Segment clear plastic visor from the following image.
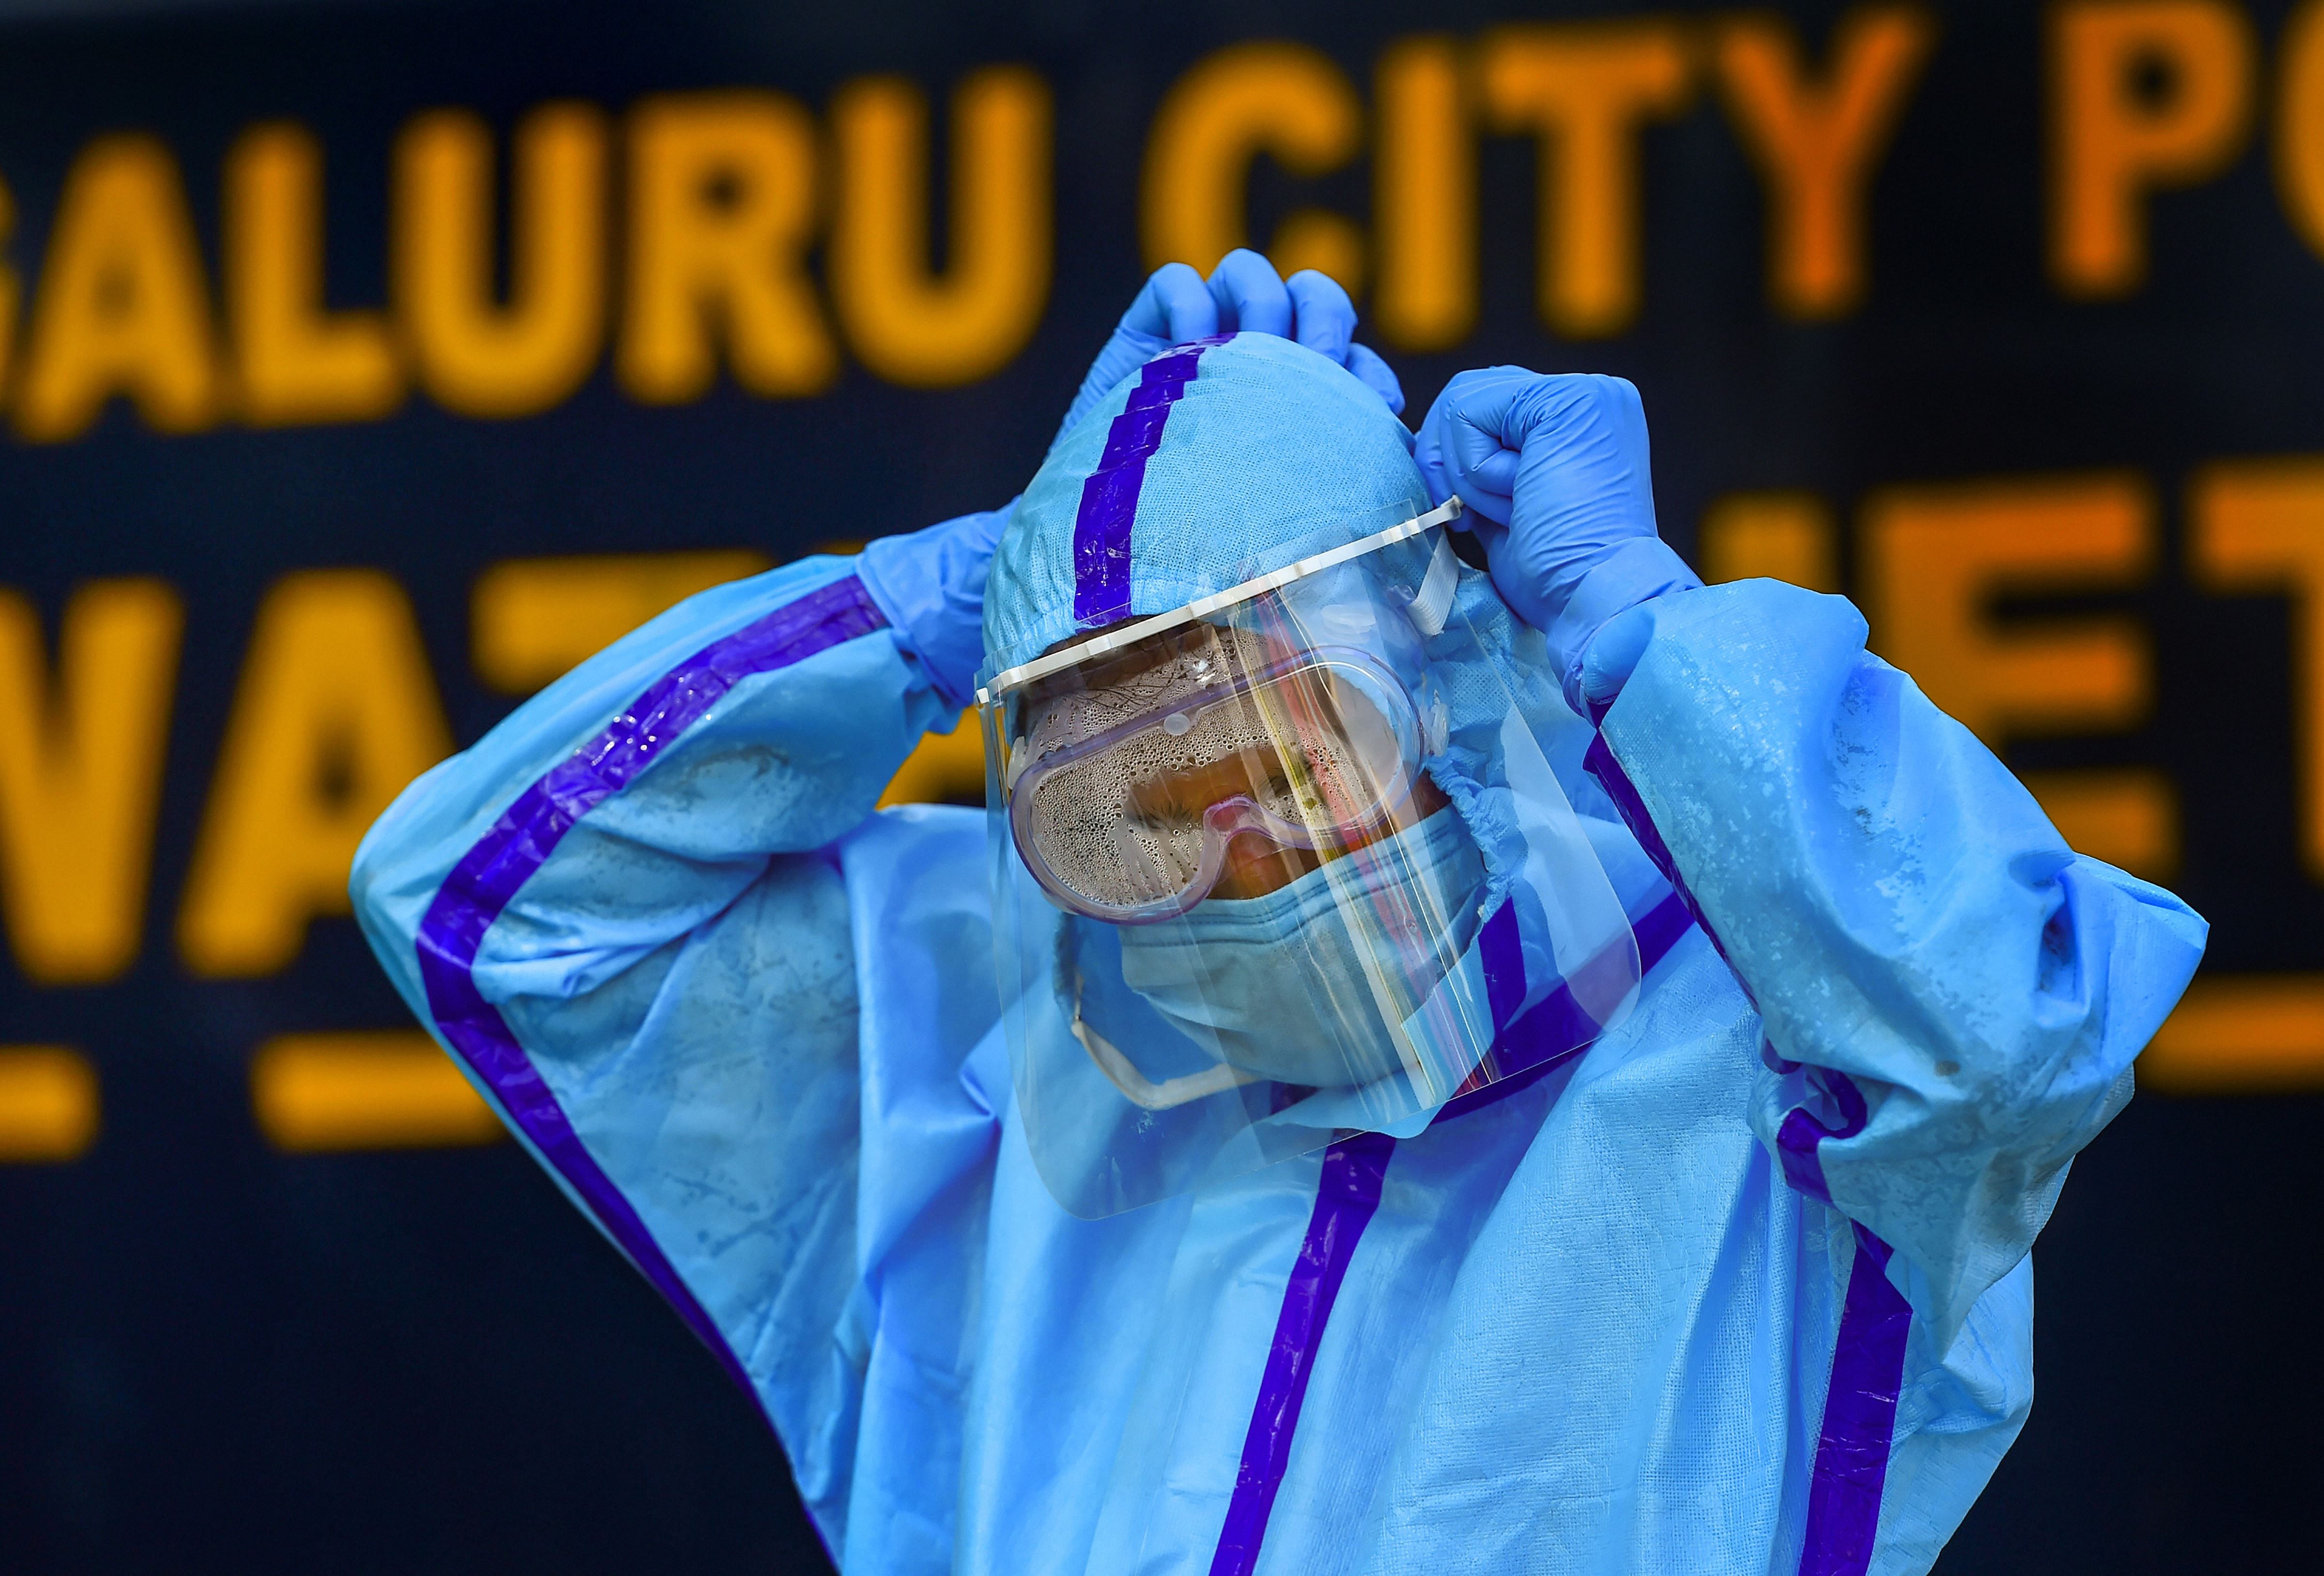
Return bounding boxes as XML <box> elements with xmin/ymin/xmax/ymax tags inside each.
<box><xmin>980</xmin><ymin>511</ymin><xmax>1640</xmax><ymax>1219</ymax></box>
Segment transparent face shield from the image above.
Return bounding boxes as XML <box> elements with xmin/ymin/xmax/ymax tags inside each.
<box><xmin>979</xmin><ymin>501</ymin><xmax>1641</xmax><ymax>1218</ymax></box>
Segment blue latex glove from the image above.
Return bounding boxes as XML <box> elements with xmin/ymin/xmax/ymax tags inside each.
<box><xmin>1051</xmin><ymin>249</ymin><xmax>1404</xmax><ymax>448</ymax></box>
<box><xmin>1415</xmin><ymin>367</ymin><xmax>1702</xmax><ymax>718</ymax></box>
<box><xmin>855</xmin><ymin>501</ymin><xmax>1013</xmax><ymax>710</ymax></box>
<box><xmin>866</xmin><ymin>253</ymin><xmax>1405</xmax><ymax>707</ymax></box>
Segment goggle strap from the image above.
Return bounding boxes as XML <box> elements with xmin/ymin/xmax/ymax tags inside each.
<box><xmin>1408</xmin><ymin>532</ymin><xmax>1460</xmax><ymax>638</ymax></box>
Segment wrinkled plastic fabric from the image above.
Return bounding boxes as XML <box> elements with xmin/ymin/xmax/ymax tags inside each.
<box><xmin>350</xmin><ymin>540</ymin><xmax>2204</xmax><ymax>1576</ymax></box>
<box><xmin>982</xmin><ymin>522</ymin><xmax>1638</xmax><ymax>1217</ymax></box>
<box><xmin>349</xmin><ymin>307</ymin><xmax>2206</xmax><ymax>1574</ymax></box>
<box><xmin>1591</xmin><ymin>580</ymin><xmax>2209</xmax><ymax>1351</ymax></box>
<box><xmin>982</xmin><ymin>333</ymin><xmax>1426</xmax><ymax>677</ymax></box>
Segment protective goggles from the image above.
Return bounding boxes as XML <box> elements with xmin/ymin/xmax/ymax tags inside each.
<box><xmin>1004</xmin><ymin>630</ymin><xmax>1426</xmax><ymax>922</ymax></box>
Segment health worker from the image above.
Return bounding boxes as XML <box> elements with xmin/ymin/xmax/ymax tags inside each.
<box><xmin>352</xmin><ymin>251</ymin><xmax>2206</xmax><ymax>1576</ymax></box>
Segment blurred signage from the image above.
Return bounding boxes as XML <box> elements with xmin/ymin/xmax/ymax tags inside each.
<box><xmin>0</xmin><ymin>1</ymin><xmax>2319</xmax><ymax>1139</ymax></box>
<box><xmin>6</xmin><ymin>4</ymin><xmax>2322</xmax><ymax>1570</ymax></box>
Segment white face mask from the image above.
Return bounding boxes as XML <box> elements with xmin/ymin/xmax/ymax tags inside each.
<box><xmin>1116</xmin><ymin>806</ymin><xmax>1488</xmax><ymax>1089</ymax></box>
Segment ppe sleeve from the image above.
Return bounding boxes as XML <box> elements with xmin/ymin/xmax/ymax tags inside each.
<box><xmin>348</xmin><ymin>556</ymin><xmax>958</xmax><ymax>1522</ymax></box>
<box><xmin>1582</xmin><ymin>578</ymin><xmax>2206</xmax><ymax>1349</ymax></box>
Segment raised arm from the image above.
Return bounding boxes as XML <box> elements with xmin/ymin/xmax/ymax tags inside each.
<box><xmin>349</xmin><ymin>251</ymin><xmax>1415</xmax><ymax>1553</ymax></box>
<box><xmin>1419</xmin><ymin>370</ymin><xmax>2207</xmax><ymax>1349</ymax></box>
<box><xmin>349</xmin><ymin>548</ymin><xmax>968</xmax><ymax>1472</ymax></box>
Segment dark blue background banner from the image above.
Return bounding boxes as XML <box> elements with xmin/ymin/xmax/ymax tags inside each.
<box><xmin>0</xmin><ymin>0</ymin><xmax>2317</xmax><ymax>1569</ymax></box>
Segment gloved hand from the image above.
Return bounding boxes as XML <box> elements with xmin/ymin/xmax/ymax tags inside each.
<box><xmin>864</xmin><ymin>252</ymin><xmax>1404</xmax><ymax>708</ymax></box>
<box><xmin>1414</xmin><ymin>368</ymin><xmax>1702</xmax><ymax>719</ymax></box>
<box><xmin>855</xmin><ymin>500</ymin><xmax>1013</xmax><ymax>710</ymax></box>
<box><xmin>1051</xmin><ymin>248</ymin><xmax>1405</xmax><ymax>448</ymax></box>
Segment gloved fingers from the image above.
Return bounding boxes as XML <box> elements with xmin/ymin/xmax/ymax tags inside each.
<box><xmin>1417</xmin><ymin>409</ymin><xmax>1511</xmax><ymax>544</ymax></box>
<box><xmin>1343</xmin><ymin>343</ymin><xmax>1407</xmax><ymax>416</ymax></box>
<box><xmin>1497</xmin><ymin>371</ymin><xmax>1651</xmax><ymax>475</ymax></box>
<box><xmin>1459</xmin><ymin>444</ymin><xmax>1521</xmax><ymax>500</ymax></box>
<box><xmin>1430</xmin><ymin>365</ymin><xmax>1547</xmax><ymax>450</ymax></box>
<box><xmin>1416</xmin><ymin>460</ymin><xmax>1514</xmax><ymax>527</ymax></box>
<box><xmin>1418</xmin><ymin>369</ymin><xmax>1535</xmax><ymax>525</ymax></box>
<box><xmin>1442</xmin><ymin>470</ymin><xmax>1516</xmax><ymax>526</ymax></box>
<box><xmin>1422</xmin><ymin>365</ymin><xmax>1667</xmax><ymax>658</ymax></box>
<box><xmin>1501</xmin><ymin>372</ymin><xmax>1659</xmax><ymax>536</ymax></box>
<box><xmin>1283</xmin><ymin>270</ymin><xmax>1355</xmax><ymax>362</ymax></box>
<box><xmin>1420</xmin><ymin>417</ymin><xmax>1519</xmax><ymax>514</ymax></box>
<box><xmin>1052</xmin><ymin>266</ymin><xmax>1220</xmax><ymax>451</ymax></box>
<box><xmin>1590</xmin><ymin>373</ymin><xmax>1654</xmax><ymax>481</ymax></box>
<box><xmin>1413</xmin><ymin>404</ymin><xmax>1477</xmax><ymax>513</ymax></box>
<box><xmin>1207</xmin><ymin>249</ymin><xmax>1294</xmax><ymax>337</ymax></box>
<box><xmin>1120</xmin><ymin>261</ymin><xmax>1219</xmax><ymax>342</ymax></box>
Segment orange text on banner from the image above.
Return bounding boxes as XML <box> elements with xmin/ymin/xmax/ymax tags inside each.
<box><xmin>179</xmin><ymin>571</ymin><xmax>451</xmax><ymax>977</ymax></box>
<box><xmin>1712</xmin><ymin>6</ymin><xmax>1936</xmax><ymax>318</ymax></box>
<box><xmin>1859</xmin><ymin>474</ymin><xmax>2175</xmax><ymax>876</ymax></box>
<box><xmin>0</xmin><ymin>581</ymin><xmax>181</xmax><ymax>984</ymax></box>
<box><xmin>393</xmin><ymin>103</ymin><xmax>609</xmax><ymax>420</ymax></box>
<box><xmin>1480</xmin><ymin>19</ymin><xmax>1693</xmax><ymax>338</ymax></box>
<box><xmin>1697</xmin><ymin>491</ymin><xmax>1842</xmax><ymax>591</ymax></box>
<box><xmin>2187</xmin><ymin>458</ymin><xmax>2324</xmax><ymax>878</ymax></box>
<box><xmin>831</xmin><ymin>67</ymin><xmax>1054</xmax><ymax>389</ymax></box>
<box><xmin>2277</xmin><ymin>0</ymin><xmax>2324</xmax><ymax>264</ymax></box>
<box><xmin>14</xmin><ymin>135</ymin><xmax>221</xmax><ymax>441</ymax></box>
<box><xmin>2144</xmin><ymin>976</ymin><xmax>2324</xmax><ymax>1093</ymax></box>
<box><xmin>2049</xmin><ymin>0</ymin><xmax>2254</xmax><ymax>297</ymax></box>
<box><xmin>0</xmin><ymin>1046</ymin><xmax>99</xmax><ymax>1161</ymax></box>
<box><xmin>619</xmin><ymin>91</ymin><xmax>835</xmax><ymax>404</ymax></box>
<box><xmin>470</xmin><ymin>550</ymin><xmax>776</xmax><ymax>693</ymax></box>
<box><xmin>252</xmin><ymin>1030</ymin><xmax>502</xmax><ymax>1151</ymax></box>
<box><xmin>1141</xmin><ymin>41</ymin><xmax>1365</xmax><ymax>288</ymax></box>
<box><xmin>1374</xmin><ymin>35</ymin><xmax>1476</xmax><ymax>350</ymax></box>
<box><xmin>226</xmin><ymin>121</ymin><xmax>404</xmax><ymax>425</ymax></box>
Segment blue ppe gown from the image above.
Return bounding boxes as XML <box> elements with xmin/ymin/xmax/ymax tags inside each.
<box><xmin>352</xmin><ymin>344</ymin><xmax>2204</xmax><ymax>1576</ymax></box>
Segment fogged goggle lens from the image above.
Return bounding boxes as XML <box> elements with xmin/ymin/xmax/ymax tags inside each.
<box><xmin>1008</xmin><ymin>624</ymin><xmax>1422</xmax><ymax>922</ymax></box>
